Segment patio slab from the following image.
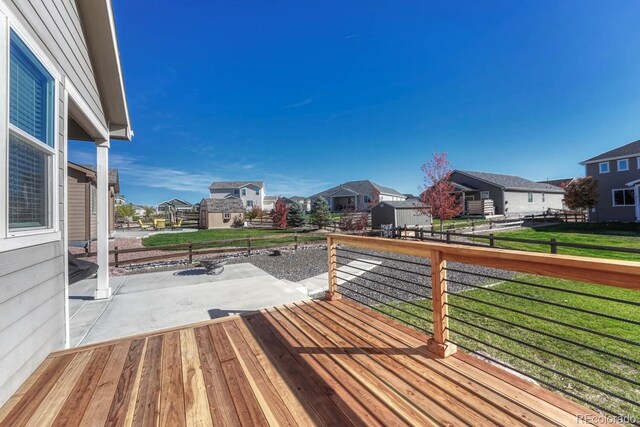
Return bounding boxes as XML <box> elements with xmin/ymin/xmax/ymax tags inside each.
<box><xmin>68</xmin><ymin>263</ymin><xmax>310</xmax><ymax>347</ymax></box>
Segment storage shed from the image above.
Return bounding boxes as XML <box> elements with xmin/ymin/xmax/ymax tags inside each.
<box><xmin>371</xmin><ymin>200</ymin><xmax>431</xmax><ymax>229</ymax></box>
<box><xmin>200</xmin><ymin>198</ymin><xmax>245</xmax><ymax>229</ymax></box>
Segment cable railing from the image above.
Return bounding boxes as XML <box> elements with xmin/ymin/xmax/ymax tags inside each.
<box><xmin>325</xmin><ymin>234</ymin><xmax>640</xmax><ymax>422</ymax></box>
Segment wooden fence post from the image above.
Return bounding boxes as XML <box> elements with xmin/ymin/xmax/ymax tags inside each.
<box><xmin>114</xmin><ymin>246</ymin><xmax>119</xmax><ymax>268</ymax></box>
<box><xmin>428</xmin><ymin>250</ymin><xmax>456</xmax><ymax>358</ymax></box>
<box><xmin>446</xmin><ymin>231</ymin><xmax>451</xmax><ymax>244</ymax></box>
<box><xmin>550</xmin><ymin>238</ymin><xmax>558</xmax><ymax>254</ymax></box>
<box><xmin>489</xmin><ymin>234</ymin><xmax>495</xmax><ymax>248</ymax></box>
<box><xmin>247</xmin><ymin>237</ymin><xmax>252</xmax><ymax>255</ymax></box>
<box><xmin>188</xmin><ymin>244</ymin><xmax>193</xmax><ymax>263</ymax></box>
<box><xmin>325</xmin><ymin>236</ymin><xmax>340</xmax><ymax>301</ymax></box>
<box><xmin>294</xmin><ymin>233</ymin><xmax>299</xmax><ymax>251</ymax></box>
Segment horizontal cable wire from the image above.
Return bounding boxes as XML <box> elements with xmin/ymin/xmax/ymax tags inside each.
<box><xmin>447</xmin><ymin>314</ymin><xmax>640</xmax><ymax>389</ymax></box>
<box><xmin>334</xmin><ymin>260</ymin><xmax>432</xmax><ymax>290</ymax></box>
<box><xmin>338</xmin><ymin>254</ymin><xmax>432</xmax><ymax>277</ymax></box>
<box><xmin>446</xmin><ymin>301</ymin><xmax>640</xmax><ymax>367</ymax></box>
<box><xmin>336</xmin><ymin>274</ymin><xmax>433</xmax><ymax>313</ymax></box>
<box><xmin>446</xmin><ymin>291</ymin><xmax>640</xmax><ymax>348</ymax></box>
<box><xmin>444</xmin><ymin>277</ymin><xmax>640</xmax><ymax>327</ymax></box>
<box><xmin>444</xmin><ymin>266</ymin><xmax>640</xmax><ymax>307</ymax></box>
<box><xmin>335</xmin><ymin>287</ymin><xmax>433</xmax><ymax>333</ymax></box>
<box><xmin>447</xmin><ymin>327</ymin><xmax>639</xmax><ymax>409</ymax></box>
<box><xmin>332</xmin><ymin>269</ymin><xmax>431</xmax><ymax>300</ymax></box>
<box><xmin>338</xmin><ymin>247</ymin><xmax>427</xmax><ymax>266</ymax></box>
<box><xmin>451</xmin><ymin>339</ymin><xmax>632</xmax><ymax>421</ymax></box>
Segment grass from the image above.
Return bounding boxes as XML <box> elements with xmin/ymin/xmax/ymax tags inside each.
<box><xmin>487</xmin><ymin>223</ymin><xmax>640</xmax><ymax>261</ymax></box>
<box><xmin>142</xmin><ymin>228</ymin><xmax>326</xmax><ymax>249</ymax></box>
<box><xmin>376</xmin><ymin>275</ymin><xmax>640</xmax><ymax>419</ymax></box>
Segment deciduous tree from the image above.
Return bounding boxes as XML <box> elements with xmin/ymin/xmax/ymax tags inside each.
<box><xmin>419</xmin><ymin>152</ymin><xmax>462</xmax><ymax>233</ymax></box>
<box><xmin>367</xmin><ymin>187</ymin><xmax>381</xmax><ymax>210</ymax></box>
<box><xmin>271</xmin><ymin>197</ymin><xmax>289</xmax><ymax>229</ymax></box>
<box><xmin>562</xmin><ymin>177</ymin><xmax>599</xmax><ymax>211</ymax></box>
<box><xmin>115</xmin><ymin>203</ymin><xmax>136</xmax><ymax>221</ymax></box>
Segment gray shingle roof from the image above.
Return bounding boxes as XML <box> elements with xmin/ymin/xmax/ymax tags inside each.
<box><xmin>581</xmin><ymin>140</ymin><xmax>640</xmax><ymax>164</ymax></box>
<box><xmin>455</xmin><ymin>170</ymin><xmax>564</xmax><ymax>193</ymax></box>
<box><xmin>209</xmin><ymin>181</ymin><xmax>264</xmax><ymax>190</ymax></box>
<box><xmin>200</xmin><ymin>198</ymin><xmax>245</xmax><ymax>213</ymax></box>
<box><xmin>158</xmin><ymin>198</ymin><xmax>192</xmax><ymax>207</ymax></box>
<box><xmin>311</xmin><ymin>180</ymin><xmax>405</xmax><ymax>199</ymax></box>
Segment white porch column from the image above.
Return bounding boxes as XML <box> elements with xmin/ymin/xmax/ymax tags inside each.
<box><xmin>95</xmin><ymin>138</ymin><xmax>111</xmax><ymax>299</ymax></box>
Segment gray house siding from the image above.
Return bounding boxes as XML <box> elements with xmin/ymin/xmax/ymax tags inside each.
<box><xmin>449</xmin><ymin>172</ymin><xmax>505</xmax><ymax>213</ymax></box>
<box><xmin>0</xmin><ymin>242</ymin><xmax>66</xmax><ymax>406</ymax></box>
<box><xmin>371</xmin><ymin>203</ymin><xmax>431</xmax><ymax>228</ymax></box>
<box><xmin>0</xmin><ymin>0</ymin><xmax>105</xmax><ymax>406</ymax></box>
<box><xmin>5</xmin><ymin>0</ymin><xmax>105</xmax><ymax>124</ymax></box>
<box><xmin>586</xmin><ymin>160</ymin><xmax>639</xmax><ymax>221</ymax></box>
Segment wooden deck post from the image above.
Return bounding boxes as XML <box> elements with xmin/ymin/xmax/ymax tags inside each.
<box><xmin>325</xmin><ymin>236</ymin><xmax>341</xmax><ymax>301</ymax></box>
<box><xmin>428</xmin><ymin>250</ymin><xmax>457</xmax><ymax>358</ymax></box>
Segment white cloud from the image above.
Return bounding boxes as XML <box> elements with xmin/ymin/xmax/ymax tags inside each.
<box><xmin>285</xmin><ymin>97</ymin><xmax>314</xmax><ymax>109</ymax></box>
<box><xmin>109</xmin><ymin>154</ymin><xmax>215</xmax><ymax>193</ymax></box>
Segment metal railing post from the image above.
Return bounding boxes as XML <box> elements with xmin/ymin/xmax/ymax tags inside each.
<box><xmin>114</xmin><ymin>246</ymin><xmax>119</xmax><ymax>268</ymax></box>
<box><xmin>325</xmin><ymin>236</ymin><xmax>340</xmax><ymax>301</ymax></box>
<box><xmin>428</xmin><ymin>250</ymin><xmax>456</xmax><ymax>358</ymax></box>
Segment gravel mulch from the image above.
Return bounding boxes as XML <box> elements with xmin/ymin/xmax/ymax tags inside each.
<box><xmin>227</xmin><ymin>248</ymin><xmax>329</xmax><ymax>282</ymax></box>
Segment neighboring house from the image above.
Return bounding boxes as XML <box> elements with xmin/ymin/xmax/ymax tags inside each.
<box><xmin>311</xmin><ymin>180</ymin><xmax>406</xmax><ymax>212</ymax></box>
<box><xmin>371</xmin><ymin>200</ymin><xmax>432</xmax><ymax>228</ymax></box>
<box><xmin>0</xmin><ymin>0</ymin><xmax>131</xmax><ymax>407</ymax></box>
<box><xmin>199</xmin><ymin>198</ymin><xmax>245</xmax><ymax>228</ymax></box>
<box><xmin>580</xmin><ymin>139</ymin><xmax>640</xmax><ymax>222</ymax></box>
<box><xmin>538</xmin><ymin>178</ymin><xmax>573</xmax><ymax>188</ymax></box>
<box><xmin>67</xmin><ymin>162</ymin><xmax>118</xmax><ymax>242</ymax></box>
<box><xmin>133</xmin><ymin>205</ymin><xmax>147</xmax><ymax>218</ymax></box>
<box><xmin>450</xmin><ymin>170</ymin><xmax>564</xmax><ymax>217</ymax></box>
<box><xmin>209</xmin><ymin>181</ymin><xmax>266</xmax><ymax>210</ymax></box>
<box><xmin>114</xmin><ymin>194</ymin><xmax>126</xmax><ymax>205</ymax></box>
<box><xmin>404</xmin><ymin>193</ymin><xmax>419</xmax><ymax>200</ymax></box>
<box><xmin>289</xmin><ymin>196</ymin><xmax>311</xmax><ymax>212</ymax></box>
<box><xmin>156</xmin><ymin>198</ymin><xmax>193</xmax><ymax>213</ymax></box>
<box><xmin>263</xmin><ymin>195</ymin><xmax>277</xmax><ymax>212</ymax></box>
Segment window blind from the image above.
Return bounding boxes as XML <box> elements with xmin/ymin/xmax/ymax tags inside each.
<box><xmin>8</xmin><ymin>134</ymin><xmax>48</xmax><ymax>229</ymax></box>
<box><xmin>9</xmin><ymin>30</ymin><xmax>54</xmax><ymax>147</ymax></box>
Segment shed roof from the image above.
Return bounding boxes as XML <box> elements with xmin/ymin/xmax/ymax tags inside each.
<box><xmin>209</xmin><ymin>181</ymin><xmax>264</xmax><ymax>190</ymax></box>
<box><xmin>453</xmin><ymin>170</ymin><xmax>564</xmax><ymax>193</ymax></box>
<box><xmin>158</xmin><ymin>198</ymin><xmax>192</xmax><ymax>207</ymax></box>
<box><xmin>580</xmin><ymin>139</ymin><xmax>640</xmax><ymax>164</ymax></box>
<box><xmin>201</xmin><ymin>198</ymin><xmax>245</xmax><ymax>213</ymax></box>
<box><xmin>376</xmin><ymin>200</ymin><xmax>423</xmax><ymax>209</ymax></box>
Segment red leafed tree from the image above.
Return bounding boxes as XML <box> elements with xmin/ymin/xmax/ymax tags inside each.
<box><xmin>271</xmin><ymin>197</ymin><xmax>289</xmax><ymax>229</ymax></box>
<box><xmin>419</xmin><ymin>152</ymin><xmax>463</xmax><ymax>233</ymax></box>
<box><xmin>561</xmin><ymin>177</ymin><xmax>598</xmax><ymax>212</ymax></box>
<box><xmin>367</xmin><ymin>187</ymin><xmax>381</xmax><ymax>211</ymax></box>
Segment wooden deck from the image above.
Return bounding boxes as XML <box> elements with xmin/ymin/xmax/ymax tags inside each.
<box><xmin>0</xmin><ymin>299</ymin><xmax>603</xmax><ymax>427</ymax></box>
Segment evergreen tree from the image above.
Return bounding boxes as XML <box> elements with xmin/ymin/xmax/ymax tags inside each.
<box><xmin>310</xmin><ymin>197</ymin><xmax>331</xmax><ymax>228</ymax></box>
<box><xmin>286</xmin><ymin>201</ymin><xmax>307</xmax><ymax>228</ymax></box>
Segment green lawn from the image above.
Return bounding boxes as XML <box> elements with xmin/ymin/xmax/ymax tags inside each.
<box><xmin>487</xmin><ymin>223</ymin><xmax>640</xmax><ymax>261</ymax></box>
<box><xmin>376</xmin><ymin>275</ymin><xmax>640</xmax><ymax>419</ymax></box>
<box><xmin>142</xmin><ymin>228</ymin><xmax>326</xmax><ymax>249</ymax></box>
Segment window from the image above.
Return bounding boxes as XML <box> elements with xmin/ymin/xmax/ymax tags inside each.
<box><xmin>528</xmin><ymin>192</ymin><xmax>534</xmax><ymax>203</ymax></box>
<box><xmin>599</xmin><ymin>162</ymin><xmax>609</xmax><ymax>173</ymax></box>
<box><xmin>480</xmin><ymin>191</ymin><xmax>490</xmax><ymax>200</ymax></box>
<box><xmin>246</xmin><ymin>200</ymin><xmax>253</xmax><ymax>208</ymax></box>
<box><xmin>241</xmin><ymin>188</ymin><xmax>246</xmax><ymax>196</ymax></box>
<box><xmin>364</xmin><ymin>195</ymin><xmax>371</xmax><ymax>203</ymax></box>
<box><xmin>542</xmin><ymin>192</ymin><xmax>546</xmax><ymax>203</ymax></box>
<box><xmin>223</xmin><ymin>213</ymin><xmax>230</xmax><ymax>219</ymax></box>
<box><xmin>618</xmin><ymin>159</ymin><xmax>629</xmax><ymax>171</ymax></box>
<box><xmin>612</xmin><ymin>189</ymin><xmax>635</xmax><ymax>206</ymax></box>
<box><xmin>234</xmin><ymin>189</ymin><xmax>239</xmax><ymax>195</ymax></box>
<box><xmin>255</xmin><ymin>190</ymin><xmax>260</xmax><ymax>195</ymax></box>
<box><xmin>637</xmin><ymin>157</ymin><xmax>640</xmax><ymax>169</ymax></box>
<box><xmin>8</xmin><ymin>30</ymin><xmax>56</xmax><ymax>232</ymax></box>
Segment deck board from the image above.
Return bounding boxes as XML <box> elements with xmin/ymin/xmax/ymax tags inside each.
<box><xmin>0</xmin><ymin>300</ymin><xmax>603</xmax><ymax>427</ymax></box>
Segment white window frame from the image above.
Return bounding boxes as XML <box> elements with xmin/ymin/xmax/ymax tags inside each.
<box><xmin>0</xmin><ymin>16</ymin><xmax>61</xmax><ymax>252</ymax></box>
<box><xmin>528</xmin><ymin>192</ymin><xmax>534</xmax><ymax>203</ymax></box>
<box><xmin>223</xmin><ymin>213</ymin><xmax>230</xmax><ymax>219</ymax></box>
<box><xmin>637</xmin><ymin>157</ymin><xmax>640</xmax><ymax>170</ymax></box>
<box><xmin>617</xmin><ymin>159</ymin><xmax>629</xmax><ymax>172</ymax></box>
<box><xmin>480</xmin><ymin>191</ymin><xmax>490</xmax><ymax>200</ymax></box>
<box><xmin>599</xmin><ymin>162</ymin><xmax>609</xmax><ymax>174</ymax></box>
<box><xmin>542</xmin><ymin>192</ymin><xmax>546</xmax><ymax>203</ymax></box>
<box><xmin>241</xmin><ymin>188</ymin><xmax>246</xmax><ymax>196</ymax></box>
<box><xmin>612</xmin><ymin>188</ymin><xmax>635</xmax><ymax>207</ymax></box>
<box><xmin>246</xmin><ymin>200</ymin><xmax>253</xmax><ymax>208</ymax></box>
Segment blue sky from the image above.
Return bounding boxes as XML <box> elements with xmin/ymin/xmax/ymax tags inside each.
<box><xmin>69</xmin><ymin>0</ymin><xmax>640</xmax><ymax>206</ymax></box>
